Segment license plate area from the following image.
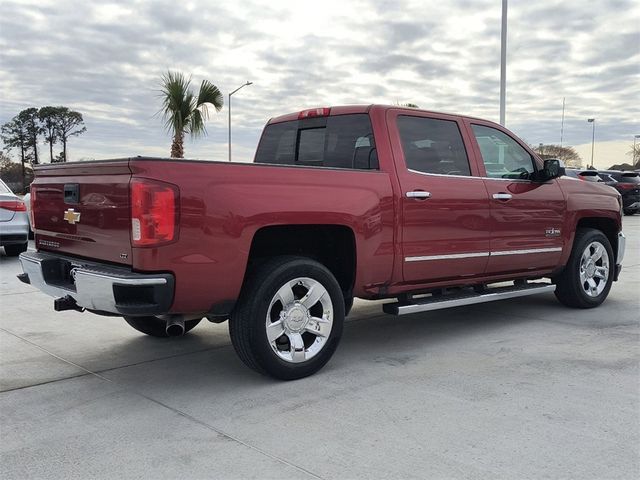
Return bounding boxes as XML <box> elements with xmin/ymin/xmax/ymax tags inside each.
<box><xmin>40</xmin><ymin>257</ymin><xmax>79</xmax><ymax>291</ymax></box>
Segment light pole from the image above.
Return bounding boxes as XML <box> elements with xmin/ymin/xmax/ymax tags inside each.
<box><xmin>499</xmin><ymin>0</ymin><xmax>508</xmax><ymax>126</ymax></box>
<box><xmin>587</xmin><ymin>118</ymin><xmax>595</xmax><ymax>168</ymax></box>
<box><xmin>228</xmin><ymin>81</ymin><xmax>253</xmax><ymax>162</ymax></box>
<box><xmin>634</xmin><ymin>134</ymin><xmax>640</xmax><ymax>165</ymax></box>
<box><xmin>560</xmin><ymin>97</ymin><xmax>565</xmax><ymax>146</ymax></box>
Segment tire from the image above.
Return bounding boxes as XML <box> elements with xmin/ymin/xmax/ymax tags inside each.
<box><xmin>4</xmin><ymin>242</ymin><xmax>28</xmax><ymax>257</ymax></box>
<box><xmin>623</xmin><ymin>209</ymin><xmax>636</xmax><ymax>216</ymax></box>
<box><xmin>229</xmin><ymin>256</ymin><xmax>345</xmax><ymax>380</ymax></box>
<box><xmin>554</xmin><ymin>228</ymin><xmax>614</xmax><ymax>308</ymax></box>
<box><xmin>124</xmin><ymin>316</ymin><xmax>202</xmax><ymax>337</ymax></box>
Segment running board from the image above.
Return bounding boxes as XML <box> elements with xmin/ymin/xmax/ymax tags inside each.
<box><xmin>382</xmin><ymin>283</ymin><xmax>556</xmax><ymax>315</ymax></box>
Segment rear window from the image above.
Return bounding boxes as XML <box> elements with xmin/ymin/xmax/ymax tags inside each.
<box><xmin>0</xmin><ymin>179</ymin><xmax>11</xmax><ymax>193</ymax></box>
<box><xmin>254</xmin><ymin>114</ymin><xmax>378</xmax><ymax>170</ymax></box>
<box><xmin>616</xmin><ymin>173</ymin><xmax>640</xmax><ymax>184</ymax></box>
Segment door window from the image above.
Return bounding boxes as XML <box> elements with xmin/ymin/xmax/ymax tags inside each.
<box><xmin>396</xmin><ymin>116</ymin><xmax>471</xmax><ymax>176</ymax></box>
<box><xmin>471</xmin><ymin>124</ymin><xmax>535</xmax><ymax>180</ymax></box>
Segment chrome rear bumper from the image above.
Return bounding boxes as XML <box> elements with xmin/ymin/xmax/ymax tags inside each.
<box><xmin>18</xmin><ymin>251</ymin><xmax>174</xmax><ymax>315</ymax></box>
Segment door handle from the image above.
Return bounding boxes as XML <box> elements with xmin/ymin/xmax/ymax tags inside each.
<box><xmin>492</xmin><ymin>193</ymin><xmax>512</xmax><ymax>201</ymax></box>
<box><xmin>406</xmin><ymin>191</ymin><xmax>431</xmax><ymax>199</ymax></box>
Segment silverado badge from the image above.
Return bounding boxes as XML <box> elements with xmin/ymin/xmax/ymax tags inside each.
<box><xmin>63</xmin><ymin>208</ymin><xmax>81</xmax><ymax>225</ymax></box>
<box><xmin>545</xmin><ymin>227</ymin><xmax>561</xmax><ymax>237</ymax></box>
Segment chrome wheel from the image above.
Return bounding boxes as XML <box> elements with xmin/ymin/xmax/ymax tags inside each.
<box><xmin>265</xmin><ymin>277</ymin><xmax>333</xmax><ymax>363</ymax></box>
<box><xmin>579</xmin><ymin>241</ymin><xmax>610</xmax><ymax>298</ymax></box>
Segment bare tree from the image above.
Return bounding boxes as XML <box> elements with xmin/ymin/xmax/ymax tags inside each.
<box><xmin>533</xmin><ymin>144</ymin><xmax>582</xmax><ymax>168</ymax></box>
<box><xmin>626</xmin><ymin>143</ymin><xmax>640</xmax><ymax>168</ymax></box>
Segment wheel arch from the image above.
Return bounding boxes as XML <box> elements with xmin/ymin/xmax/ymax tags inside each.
<box><xmin>247</xmin><ymin>224</ymin><xmax>357</xmax><ymax>296</ymax></box>
<box><xmin>574</xmin><ymin>217</ymin><xmax>619</xmax><ymax>262</ymax></box>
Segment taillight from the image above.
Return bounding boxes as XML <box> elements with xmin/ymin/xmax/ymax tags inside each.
<box><xmin>616</xmin><ymin>183</ymin><xmax>635</xmax><ymax>190</ymax></box>
<box><xmin>130</xmin><ymin>178</ymin><xmax>179</xmax><ymax>247</ymax></box>
<box><xmin>0</xmin><ymin>200</ymin><xmax>27</xmax><ymax>212</ymax></box>
<box><xmin>298</xmin><ymin>107</ymin><xmax>330</xmax><ymax>119</ymax></box>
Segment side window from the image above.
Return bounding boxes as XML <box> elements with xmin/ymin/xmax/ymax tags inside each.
<box><xmin>396</xmin><ymin>116</ymin><xmax>471</xmax><ymax>176</ymax></box>
<box><xmin>471</xmin><ymin>124</ymin><xmax>535</xmax><ymax>179</ymax></box>
<box><xmin>254</xmin><ymin>114</ymin><xmax>378</xmax><ymax>170</ymax></box>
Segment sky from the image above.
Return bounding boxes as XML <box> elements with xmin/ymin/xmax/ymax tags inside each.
<box><xmin>1</xmin><ymin>0</ymin><xmax>639</xmax><ymax>169</ymax></box>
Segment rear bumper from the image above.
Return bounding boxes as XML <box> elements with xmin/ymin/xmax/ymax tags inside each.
<box><xmin>0</xmin><ymin>214</ymin><xmax>29</xmax><ymax>245</ymax></box>
<box><xmin>18</xmin><ymin>251</ymin><xmax>174</xmax><ymax>316</ymax></box>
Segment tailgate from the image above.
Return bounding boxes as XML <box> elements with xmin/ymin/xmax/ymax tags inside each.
<box><xmin>33</xmin><ymin>160</ymin><xmax>133</xmax><ymax>265</ymax></box>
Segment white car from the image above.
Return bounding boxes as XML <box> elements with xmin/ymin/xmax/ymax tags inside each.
<box><xmin>0</xmin><ymin>179</ymin><xmax>29</xmax><ymax>256</ymax></box>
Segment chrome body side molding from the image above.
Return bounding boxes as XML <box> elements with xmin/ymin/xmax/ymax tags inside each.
<box><xmin>405</xmin><ymin>247</ymin><xmax>563</xmax><ymax>262</ymax></box>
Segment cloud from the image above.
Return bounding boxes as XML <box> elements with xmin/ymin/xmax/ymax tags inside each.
<box><xmin>1</xmin><ymin>0</ymin><xmax>638</xmax><ymax>163</ymax></box>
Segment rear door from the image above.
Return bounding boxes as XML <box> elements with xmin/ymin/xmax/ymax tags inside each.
<box><xmin>387</xmin><ymin>110</ymin><xmax>492</xmax><ymax>284</ymax></box>
<box><xmin>465</xmin><ymin>120</ymin><xmax>565</xmax><ymax>275</ymax></box>
<box><xmin>33</xmin><ymin>160</ymin><xmax>133</xmax><ymax>265</ymax></box>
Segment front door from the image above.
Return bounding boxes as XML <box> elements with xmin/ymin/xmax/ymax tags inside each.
<box><xmin>387</xmin><ymin>110</ymin><xmax>492</xmax><ymax>284</ymax></box>
<box><xmin>466</xmin><ymin>121</ymin><xmax>566</xmax><ymax>275</ymax></box>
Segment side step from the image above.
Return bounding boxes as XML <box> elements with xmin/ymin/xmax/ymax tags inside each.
<box><xmin>382</xmin><ymin>282</ymin><xmax>556</xmax><ymax>315</ymax></box>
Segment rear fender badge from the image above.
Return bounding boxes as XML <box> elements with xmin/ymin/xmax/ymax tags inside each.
<box><xmin>63</xmin><ymin>208</ymin><xmax>81</xmax><ymax>225</ymax></box>
<box><xmin>545</xmin><ymin>227</ymin><xmax>561</xmax><ymax>237</ymax></box>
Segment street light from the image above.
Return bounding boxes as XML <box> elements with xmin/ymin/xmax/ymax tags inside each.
<box><xmin>499</xmin><ymin>0</ymin><xmax>508</xmax><ymax>126</ymax></box>
<box><xmin>634</xmin><ymin>134</ymin><xmax>640</xmax><ymax>164</ymax></box>
<box><xmin>228</xmin><ymin>81</ymin><xmax>253</xmax><ymax>162</ymax></box>
<box><xmin>587</xmin><ymin>118</ymin><xmax>595</xmax><ymax>168</ymax></box>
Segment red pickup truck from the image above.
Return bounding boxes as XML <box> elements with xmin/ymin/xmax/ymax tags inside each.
<box><xmin>18</xmin><ymin>105</ymin><xmax>626</xmax><ymax>379</ymax></box>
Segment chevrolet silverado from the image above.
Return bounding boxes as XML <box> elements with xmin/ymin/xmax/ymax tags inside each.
<box><xmin>18</xmin><ymin>105</ymin><xmax>626</xmax><ymax>379</ymax></box>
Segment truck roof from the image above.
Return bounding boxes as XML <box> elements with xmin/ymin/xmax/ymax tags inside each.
<box><xmin>267</xmin><ymin>104</ymin><xmax>494</xmax><ymax>125</ymax></box>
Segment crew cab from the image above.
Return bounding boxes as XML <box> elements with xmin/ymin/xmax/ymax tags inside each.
<box><xmin>18</xmin><ymin>105</ymin><xmax>626</xmax><ymax>379</ymax></box>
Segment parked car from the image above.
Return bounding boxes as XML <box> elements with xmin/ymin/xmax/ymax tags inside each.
<box><xmin>564</xmin><ymin>168</ymin><xmax>603</xmax><ymax>182</ymax></box>
<box><xmin>18</xmin><ymin>105</ymin><xmax>626</xmax><ymax>379</ymax></box>
<box><xmin>0</xmin><ymin>178</ymin><xmax>29</xmax><ymax>256</ymax></box>
<box><xmin>598</xmin><ymin>170</ymin><xmax>640</xmax><ymax>215</ymax></box>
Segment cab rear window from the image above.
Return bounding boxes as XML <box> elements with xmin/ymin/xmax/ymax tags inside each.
<box><xmin>254</xmin><ymin>114</ymin><xmax>378</xmax><ymax>170</ymax></box>
<box><xmin>616</xmin><ymin>173</ymin><xmax>640</xmax><ymax>184</ymax></box>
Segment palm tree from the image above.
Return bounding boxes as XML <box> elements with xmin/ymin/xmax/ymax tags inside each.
<box><xmin>159</xmin><ymin>71</ymin><xmax>223</xmax><ymax>158</ymax></box>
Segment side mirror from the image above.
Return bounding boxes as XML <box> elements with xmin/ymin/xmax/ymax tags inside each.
<box><xmin>537</xmin><ymin>158</ymin><xmax>565</xmax><ymax>182</ymax></box>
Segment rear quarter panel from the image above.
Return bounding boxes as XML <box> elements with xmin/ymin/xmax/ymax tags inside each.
<box><xmin>130</xmin><ymin>159</ymin><xmax>395</xmax><ymax>314</ymax></box>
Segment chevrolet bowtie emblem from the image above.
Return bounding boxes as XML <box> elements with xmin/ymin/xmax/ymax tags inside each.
<box><xmin>63</xmin><ymin>208</ymin><xmax>81</xmax><ymax>225</ymax></box>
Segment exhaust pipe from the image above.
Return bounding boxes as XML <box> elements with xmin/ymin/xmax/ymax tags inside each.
<box><xmin>165</xmin><ymin>316</ymin><xmax>185</xmax><ymax>337</ymax></box>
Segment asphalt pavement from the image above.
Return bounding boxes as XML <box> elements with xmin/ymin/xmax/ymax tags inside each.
<box><xmin>1</xmin><ymin>217</ymin><xmax>639</xmax><ymax>479</ymax></box>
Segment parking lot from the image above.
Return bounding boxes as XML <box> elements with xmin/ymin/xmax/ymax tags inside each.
<box><xmin>1</xmin><ymin>217</ymin><xmax>638</xmax><ymax>479</ymax></box>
